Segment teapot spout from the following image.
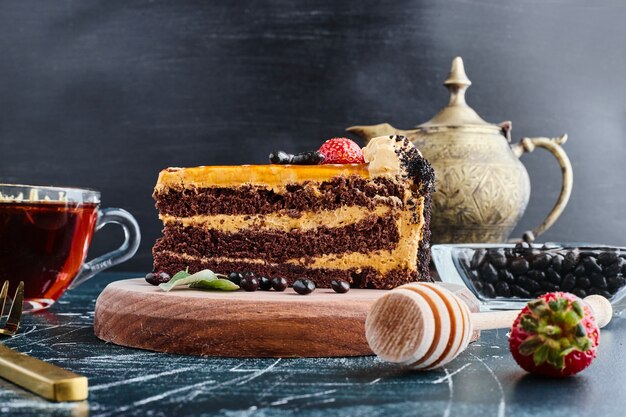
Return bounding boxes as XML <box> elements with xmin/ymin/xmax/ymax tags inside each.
<box><xmin>346</xmin><ymin>123</ymin><xmax>405</xmax><ymax>145</ymax></box>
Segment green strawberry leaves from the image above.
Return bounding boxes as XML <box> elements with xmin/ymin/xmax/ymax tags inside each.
<box><xmin>159</xmin><ymin>269</ymin><xmax>238</xmax><ymax>292</ymax></box>
<box><xmin>528</xmin><ymin>299</ymin><xmax>551</xmax><ymax>318</ymax></box>
<box><xmin>518</xmin><ymin>295</ymin><xmax>594</xmax><ymax>370</ymax></box>
<box><xmin>519</xmin><ymin>335</ymin><xmax>543</xmax><ymax>356</ymax></box>
<box><xmin>572</xmin><ymin>300</ymin><xmax>584</xmax><ymax>318</ymax></box>
<box><xmin>533</xmin><ymin>344</ymin><xmax>550</xmax><ymax>366</ymax></box>
<box><xmin>520</xmin><ymin>315</ymin><xmax>539</xmax><ymax>333</ymax></box>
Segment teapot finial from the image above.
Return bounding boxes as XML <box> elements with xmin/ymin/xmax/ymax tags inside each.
<box><xmin>419</xmin><ymin>57</ymin><xmax>491</xmax><ymax>127</ymax></box>
<box><xmin>444</xmin><ymin>57</ymin><xmax>472</xmax><ymax>107</ymax></box>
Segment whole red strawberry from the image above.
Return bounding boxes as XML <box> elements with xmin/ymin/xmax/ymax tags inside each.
<box><xmin>509</xmin><ymin>292</ymin><xmax>599</xmax><ymax>377</ymax></box>
<box><xmin>318</xmin><ymin>138</ymin><xmax>365</xmax><ymax>164</ymax></box>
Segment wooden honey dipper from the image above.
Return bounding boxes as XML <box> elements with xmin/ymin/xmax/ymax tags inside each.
<box><xmin>365</xmin><ymin>282</ymin><xmax>613</xmax><ymax>369</ymax></box>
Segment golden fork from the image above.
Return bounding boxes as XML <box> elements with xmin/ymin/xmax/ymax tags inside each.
<box><xmin>0</xmin><ymin>280</ymin><xmax>22</xmax><ymax>337</ymax></box>
<box><xmin>0</xmin><ymin>280</ymin><xmax>88</xmax><ymax>401</ymax></box>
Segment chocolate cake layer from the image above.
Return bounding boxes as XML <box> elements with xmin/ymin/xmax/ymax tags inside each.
<box><xmin>153</xmin><ymin>251</ymin><xmax>432</xmax><ymax>289</ymax></box>
<box><xmin>155</xmin><ymin>176</ymin><xmax>405</xmax><ymax>217</ymax></box>
<box><xmin>153</xmin><ymin>215</ymin><xmax>400</xmax><ymax>263</ymax></box>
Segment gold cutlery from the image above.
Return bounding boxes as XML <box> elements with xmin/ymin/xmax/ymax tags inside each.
<box><xmin>0</xmin><ymin>281</ymin><xmax>88</xmax><ymax>401</ymax></box>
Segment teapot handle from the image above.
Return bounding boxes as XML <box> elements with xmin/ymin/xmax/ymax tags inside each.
<box><xmin>511</xmin><ymin>134</ymin><xmax>573</xmax><ymax>243</ymax></box>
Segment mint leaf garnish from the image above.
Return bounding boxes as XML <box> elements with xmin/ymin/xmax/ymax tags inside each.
<box><xmin>190</xmin><ymin>279</ymin><xmax>239</xmax><ymax>291</ymax></box>
<box><xmin>158</xmin><ymin>269</ymin><xmax>237</xmax><ymax>292</ymax></box>
<box><xmin>171</xmin><ymin>269</ymin><xmax>191</xmax><ymax>281</ymax></box>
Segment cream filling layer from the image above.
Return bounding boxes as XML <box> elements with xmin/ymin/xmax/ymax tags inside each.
<box><xmin>158</xmin><ymin>196</ymin><xmax>425</xmax><ymax>274</ymax></box>
<box><xmin>159</xmin><ymin>249</ymin><xmax>413</xmax><ymax>274</ymax></box>
<box><xmin>160</xmin><ymin>205</ymin><xmax>394</xmax><ymax>233</ymax></box>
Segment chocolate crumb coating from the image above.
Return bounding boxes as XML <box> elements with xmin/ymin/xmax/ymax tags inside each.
<box><xmin>394</xmin><ymin>135</ymin><xmax>435</xmax><ymax>194</ymax></box>
<box><xmin>417</xmin><ymin>194</ymin><xmax>433</xmax><ymax>278</ymax></box>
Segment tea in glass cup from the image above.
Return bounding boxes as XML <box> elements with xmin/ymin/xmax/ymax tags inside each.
<box><xmin>0</xmin><ymin>184</ymin><xmax>140</xmax><ymax>312</ymax></box>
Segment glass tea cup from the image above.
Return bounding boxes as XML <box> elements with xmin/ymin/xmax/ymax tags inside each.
<box><xmin>0</xmin><ymin>184</ymin><xmax>140</xmax><ymax>312</ymax></box>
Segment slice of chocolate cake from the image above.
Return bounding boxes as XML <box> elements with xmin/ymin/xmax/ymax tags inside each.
<box><xmin>152</xmin><ymin>135</ymin><xmax>434</xmax><ymax>289</ymax></box>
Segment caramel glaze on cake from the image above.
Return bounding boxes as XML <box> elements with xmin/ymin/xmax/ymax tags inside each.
<box><xmin>152</xmin><ymin>136</ymin><xmax>435</xmax><ymax>289</ymax></box>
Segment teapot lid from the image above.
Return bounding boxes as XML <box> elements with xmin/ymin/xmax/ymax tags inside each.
<box><xmin>419</xmin><ymin>57</ymin><xmax>497</xmax><ymax>129</ymax></box>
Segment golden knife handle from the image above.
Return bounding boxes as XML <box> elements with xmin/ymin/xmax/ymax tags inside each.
<box><xmin>0</xmin><ymin>344</ymin><xmax>88</xmax><ymax>401</ymax></box>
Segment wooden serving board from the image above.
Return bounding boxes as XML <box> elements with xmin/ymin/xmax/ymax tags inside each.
<box><xmin>94</xmin><ymin>278</ymin><xmax>480</xmax><ymax>358</ymax></box>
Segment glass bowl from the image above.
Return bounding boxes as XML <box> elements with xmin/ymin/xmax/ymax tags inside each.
<box><xmin>431</xmin><ymin>243</ymin><xmax>626</xmax><ymax>311</ymax></box>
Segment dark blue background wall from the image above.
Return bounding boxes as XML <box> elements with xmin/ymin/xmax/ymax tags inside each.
<box><xmin>1</xmin><ymin>0</ymin><xmax>624</xmax><ymax>271</ymax></box>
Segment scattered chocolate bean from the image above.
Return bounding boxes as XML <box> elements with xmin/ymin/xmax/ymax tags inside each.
<box><xmin>293</xmin><ymin>279</ymin><xmax>316</xmax><ymax>295</ymax></box>
<box><xmin>531</xmin><ymin>253</ymin><xmax>552</xmax><ymax>270</ymax></box>
<box><xmin>470</xmin><ymin>270</ymin><xmax>480</xmax><ymax>281</ymax></box>
<box><xmin>471</xmin><ymin>249</ymin><xmax>487</xmax><ymax>269</ymax></box>
<box><xmin>488</xmin><ymin>249</ymin><xmax>507</xmax><ymax>268</ymax></box>
<box><xmin>271</xmin><ymin>277</ymin><xmax>288</xmax><ymax>292</ymax></box>
<box><xmin>495</xmin><ymin>281</ymin><xmax>511</xmax><ymax>297</ymax></box>
<box><xmin>269</xmin><ymin>150</ymin><xmax>325</xmax><ymax>165</ymax></box>
<box><xmin>582</xmin><ymin>257</ymin><xmax>602</xmax><ymax>274</ymax></box>
<box><xmin>603</xmin><ymin>258</ymin><xmax>625</xmax><ymax>277</ymax></box>
<box><xmin>510</xmin><ymin>258</ymin><xmax>530</xmax><ymax>275</ymax></box>
<box><xmin>572</xmin><ymin>288</ymin><xmax>587</xmax><ymax>298</ymax></box>
<box><xmin>511</xmin><ymin>284</ymin><xmax>531</xmax><ymax>298</ymax></box>
<box><xmin>551</xmin><ymin>254</ymin><xmax>564</xmax><ymax>273</ymax></box>
<box><xmin>545</xmin><ymin>268</ymin><xmax>561</xmax><ymax>285</ymax></box>
<box><xmin>589</xmin><ymin>287</ymin><xmax>612</xmax><ymax>298</ymax></box>
<box><xmin>480</xmin><ymin>263</ymin><xmax>498</xmax><ymax>283</ymax></box>
<box><xmin>240</xmin><ymin>273</ymin><xmax>259</xmax><ymax>291</ymax></box>
<box><xmin>498</xmin><ymin>270</ymin><xmax>516</xmax><ymax>284</ymax></box>
<box><xmin>590</xmin><ymin>273</ymin><xmax>608</xmax><ymax>288</ymax></box>
<box><xmin>258</xmin><ymin>276</ymin><xmax>272</xmax><ymax>291</ymax></box>
<box><xmin>331</xmin><ymin>280</ymin><xmax>350</xmax><ymax>293</ymax></box>
<box><xmin>482</xmin><ymin>282</ymin><xmax>496</xmax><ymax>298</ymax></box>
<box><xmin>290</xmin><ymin>151</ymin><xmax>326</xmax><ymax>165</ymax></box>
<box><xmin>608</xmin><ymin>275</ymin><xmax>626</xmax><ymax>290</ymax></box>
<box><xmin>228</xmin><ymin>272</ymin><xmax>243</xmax><ymax>286</ymax></box>
<box><xmin>145</xmin><ymin>272</ymin><xmax>171</xmax><ymax>286</ymax></box>
<box><xmin>575</xmin><ymin>276</ymin><xmax>591</xmax><ymax>289</ymax></box>
<box><xmin>561</xmin><ymin>273</ymin><xmax>576</xmax><ymax>292</ymax></box>
<box><xmin>598</xmin><ymin>251</ymin><xmax>619</xmax><ymax>266</ymax></box>
<box><xmin>527</xmin><ymin>270</ymin><xmax>545</xmax><ymax>282</ymax></box>
<box><xmin>269</xmin><ymin>150</ymin><xmax>292</xmax><ymax>164</ymax></box>
<box><xmin>574</xmin><ymin>264</ymin><xmax>587</xmax><ymax>277</ymax></box>
<box><xmin>517</xmin><ymin>276</ymin><xmax>541</xmax><ymax>292</ymax></box>
<box><xmin>563</xmin><ymin>251</ymin><xmax>578</xmax><ymax>272</ymax></box>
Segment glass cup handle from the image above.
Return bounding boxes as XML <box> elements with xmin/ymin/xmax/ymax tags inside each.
<box><xmin>69</xmin><ymin>208</ymin><xmax>141</xmax><ymax>289</ymax></box>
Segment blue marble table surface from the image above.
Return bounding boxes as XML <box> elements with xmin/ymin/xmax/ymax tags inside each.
<box><xmin>1</xmin><ymin>272</ymin><xmax>626</xmax><ymax>417</ymax></box>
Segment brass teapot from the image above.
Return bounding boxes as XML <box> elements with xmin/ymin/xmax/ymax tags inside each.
<box><xmin>348</xmin><ymin>57</ymin><xmax>572</xmax><ymax>244</ymax></box>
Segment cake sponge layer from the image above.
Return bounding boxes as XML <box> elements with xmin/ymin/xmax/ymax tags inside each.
<box><xmin>154</xmin><ymin>176</ymin><xmax>404</xmax><ymax>217</ymax></box>
<box><xmin>154</xmin><ymin>214</ymin><xmax>400</xmax><ymax>263</ymax></box>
